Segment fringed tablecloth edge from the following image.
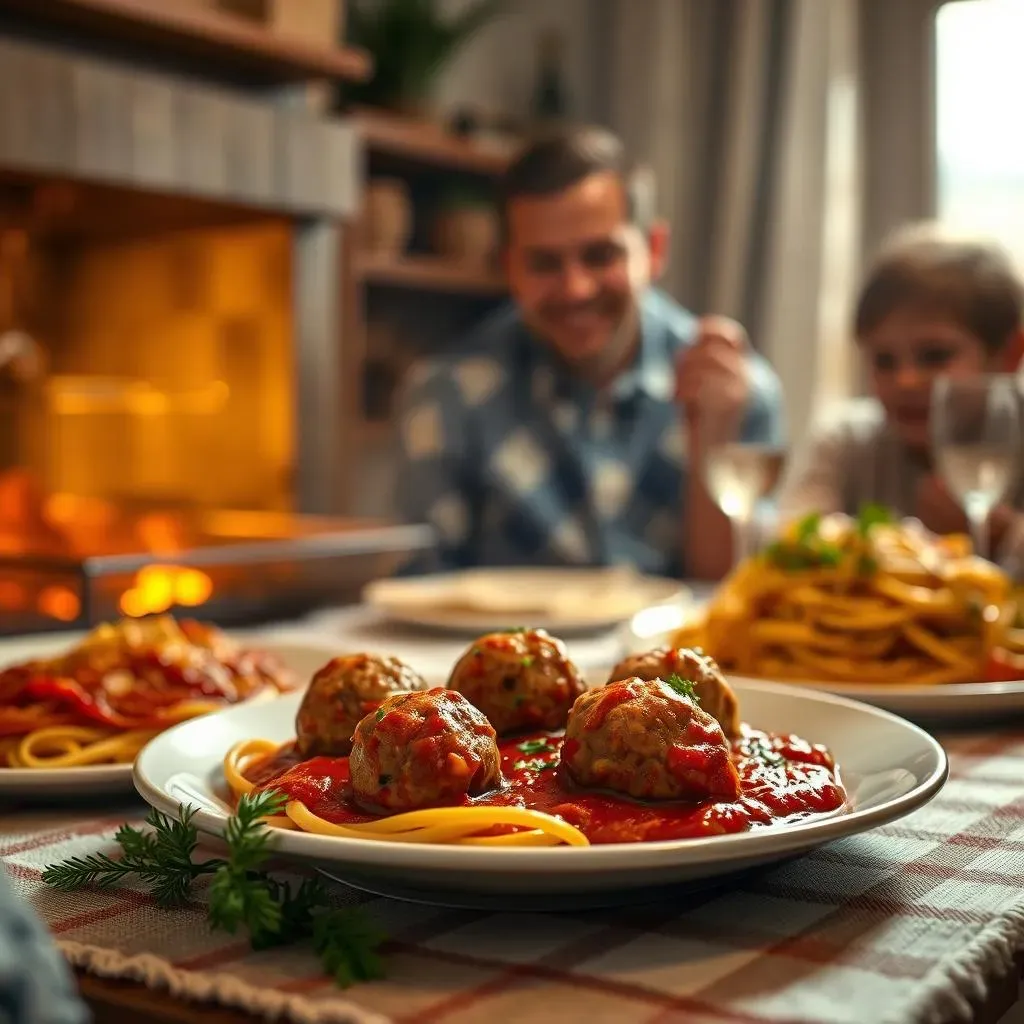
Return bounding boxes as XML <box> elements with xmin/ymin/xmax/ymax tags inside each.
<box><xmin>58</xmin><ymin>940</ymin><xmax>394</xmax><ymax>1024</ymax></box>
<box><xmin>893</xmin><ymin>901</ymin><xmax>1024</xmax><ymax>1024</ymax></box>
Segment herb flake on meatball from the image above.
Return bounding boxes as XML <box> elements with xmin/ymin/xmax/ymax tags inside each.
<box><xmin>608</xmin><ymin>646</ymin><xmax>740</xmax><ymax>738</ymax></box>
<box><xmin>560</xmin><ymin>677</ymin><xmax>741</xmax><ymax>803</ymax></box>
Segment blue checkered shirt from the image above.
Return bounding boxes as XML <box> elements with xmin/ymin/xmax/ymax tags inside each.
<box><xmin>395</xmin><ymin>289</ymin><xmax>784</xmax><ymax>577</ymax></box>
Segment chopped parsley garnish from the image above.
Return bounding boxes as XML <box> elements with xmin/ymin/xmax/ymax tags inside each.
<box><xmin>374</xmin><ymin>707</ymin><xmax>386</xmax><ymax>722</ymax></box>
<box><xmin>795</xmin><ymin>511</ymin><xmax>821</xmax><ymax>543</ymax></box>
<box><xmin>521</xmin><ymin>655</ymin><xmax>535</xmax><ymax>667</ymax></box>
<box><xmin>743</xmin><ymin>736</ymin><xmax>785</xmax><ymax>767</ymax></box>
<box><xmin>512</xmin><ymin>757</ymin><xmax>556</xmax><ymax>772</ymax></box>
<box><xmin>663</xmin><ymin>674</ymin><xmax>700</xmax><ymax>703</ymax></box>
<box><xmin>857</xmin><ymin>502</ymin><xmax>892</xmax><ymax>537</ymax></box>
<box><xmin>516</xmin><ymin>739</ymin><xmax>555</xmax><ymax>755</ymax></box>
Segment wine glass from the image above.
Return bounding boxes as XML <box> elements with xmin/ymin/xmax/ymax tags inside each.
<box><xmin>932</xmin><ymin>374</ymin><xmax>1021</xmax><ymax>560</ymax></box>
<box><xmin>699</xmin><ymin>398</ymin><xmax>786</xmax><ymax>568</ymax></box>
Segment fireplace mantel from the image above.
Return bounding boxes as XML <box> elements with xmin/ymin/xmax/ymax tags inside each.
<box><xmin>0</xmin><ymin>34</ymin><xmax>360</xmax><ymax>218</ymax></box>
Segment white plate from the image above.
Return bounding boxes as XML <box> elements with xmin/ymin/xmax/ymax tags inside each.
<box><xmin>625</xmin><ymin>603</ymin><xmax>1024</xmax><ymax>724</ymax></box>
<box><xmin>363</xmin><ymin>567</ymin><xmax>688</xmax><ymax>635</ymax></box>
<box><xmin>0</xmin><ymin>635</ymin><xmax>339</xmax><ymax>798</ymax></box>
<box><xmin>725</xmin><ymin>673</ymin><xmax>1024</xmax><ymax>721</ymax></box>
<box><xmin>133</xmin><ymin>678</ymin><xmax>947</xmax><ymax>903</ymax></box>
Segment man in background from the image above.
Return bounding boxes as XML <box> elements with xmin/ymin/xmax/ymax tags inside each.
<box><xmin>395</xmin><ymin>127</ymin><xmax>783</xmax><ymax>580</ymax></box>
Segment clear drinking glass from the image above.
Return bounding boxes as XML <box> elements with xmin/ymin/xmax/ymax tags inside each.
<box><xmin>699</xmin><ymin>399</ymin><xmax>786</xmax><ymax>568</ymax></box>
<box><xmin>932</xmin><ymin>373</ymin><xmax>1022</xmax><ymax>559</ymax></box>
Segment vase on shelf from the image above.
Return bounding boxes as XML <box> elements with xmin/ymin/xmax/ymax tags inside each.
<box><xmin>363</xmin><ymin>179</ymin><xmax>412</xmax><ymax>257</ymax></box>
<box><xmin>433</xmin><ymin>205</ymin><xmax>498</xmax><ymax>268</ymax></box>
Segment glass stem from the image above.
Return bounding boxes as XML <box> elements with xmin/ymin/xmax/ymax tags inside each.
<box><xmin>730</xmin><ymin>514</ymin><xmax>752</xmax><ymax>568</ymax></box>
<box><xmin>965</xmin><ymin>495</ymin><xmax>990</xmax><ymax>561</ymax></box>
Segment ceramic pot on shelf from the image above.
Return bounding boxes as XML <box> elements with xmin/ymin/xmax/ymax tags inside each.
<box><xmin>363</xmin><ymin>179</ymin><xmax>413</xmax><ymax>258</ymax></box>
<box><xmin>432</xmin><ymin>204</ymin><xmax>498</xmax><ymax>268</ymax></box>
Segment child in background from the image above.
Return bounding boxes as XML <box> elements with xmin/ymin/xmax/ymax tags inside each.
<box><xmin>776</xmin><ymin>223</ymin><xmax>1024</xmax><ymax>568</ymax></box>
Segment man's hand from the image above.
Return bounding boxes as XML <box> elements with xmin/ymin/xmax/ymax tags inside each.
<box><xmin>915</xmin><ymin>474</ymin><xmax>970</xmax><ymax>537</ymax></box>
<box><xmin>675</xmin><ymin>315</ymin><xmax>750</xmax><ymax>432</ymax></box>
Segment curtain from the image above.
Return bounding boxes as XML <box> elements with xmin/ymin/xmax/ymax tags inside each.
<box><xmin>599</xmin><ymin>0</ymin><xmax>865</xmax><ymax>432</ymax></box>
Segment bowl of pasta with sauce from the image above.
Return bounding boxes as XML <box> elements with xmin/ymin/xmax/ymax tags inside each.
<box><xmin>0</xmin><ymin>616</ymin><xmax>296</xmax><ymax>795</ymax></box>
<box><xmin>133</xmin><ymin>629</ymin><xmax>947</xmax><ymax>906</ymax></box>
<box><xmin>648</xmin><ymin>510</ymin><xmax>1024</xmax><ymax>721</ymax></box>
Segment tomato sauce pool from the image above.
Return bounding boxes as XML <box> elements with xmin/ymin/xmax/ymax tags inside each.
<box><xmin>244</xmin><ymin>729</ymin><xmax>846</xmax><ymax>844</ymax></box>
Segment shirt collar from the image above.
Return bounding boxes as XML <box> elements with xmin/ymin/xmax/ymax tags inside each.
<box><xmin>609</xmin><ymin>290</ymin><xmax>675</xmax><ymax>402</ymax></box>
<box><xmin>524</xmin><ymin>290</ymin><xmax>676</xmax><ymax>406</ymax></box>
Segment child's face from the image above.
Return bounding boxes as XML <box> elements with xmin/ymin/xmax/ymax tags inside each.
<box><xmin>859</xmin><ymin>310</ymin><xmax>1001</xmax><ymax>450</ymax></box>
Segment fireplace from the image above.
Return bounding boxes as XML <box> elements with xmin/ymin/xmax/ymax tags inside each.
<box><xmin>0</xmin><ymin>21</ymin><xmax>430</xmax><ymax>633</ymax></box>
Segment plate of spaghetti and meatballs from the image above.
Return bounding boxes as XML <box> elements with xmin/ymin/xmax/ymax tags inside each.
<box><xmin>133</xmin><ymin>629</ymin><xmax>947</xmax><ymax>901</ymax></box>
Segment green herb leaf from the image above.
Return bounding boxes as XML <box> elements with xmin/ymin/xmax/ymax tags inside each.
<box><xmin>857</xmin><ymin>502</ymin><xmax>892</xmax><ymax>537</ymax></box>
<box><xmin>742</xmin><ymin>735</ymin><xmax>786</xmax><ymax>767</ymax></box>
<box><xmin>314</xmin><ymin>908</ymin><xmax>387</xmax><ymax>988</ymax></box>
<box><xmin>521</xmin><ymin>655</ymin><xmax>535</xmax><ymax>667</ymax></box>
<box><xmin>795</xmin><ymin>512</ymin><xmax>822</xmax><ymax>542</ymax></box>
<box><xmin>375</xmin><ymin>706</ymin><xmax>386</xmax><ymax>722</ymax></box>
<box><xmin>41</xmin><ymin>806</ymin><xmax>202</xmax><ymax>907</ymax></box>
<box><xmin>512</xmin><ymin>757</ymin><xmax>556</xmax><ymax>772</ymax></box>
<box><xmin>663</xmin><ymin>674</ymin><xmax>701</xmax><ymax>703</ymax></box>
<box><xmin>41</xmin><ymin>788</ymin><xmax>388</xmax><ymax>989</ymax></box>
<box><xmin>516</xmin><ymin>739</ymin><xmax>555</xmax><ymax>755</ymax></box>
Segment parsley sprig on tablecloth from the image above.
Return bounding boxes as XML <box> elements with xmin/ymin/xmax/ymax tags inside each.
<box><xmin>40</xmin><ymin>789</ymin><xmax>386</xmax><ymax>988</ymax></box>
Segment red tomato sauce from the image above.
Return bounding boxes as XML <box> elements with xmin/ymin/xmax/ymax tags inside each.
<box><xmin>245</xmin><ymin>728</ymin><xmax>846</xmax><ymax>844</ymax></box>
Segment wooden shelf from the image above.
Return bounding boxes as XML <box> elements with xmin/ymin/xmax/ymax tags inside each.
<box><xmin>353</xmin><ymin>110</ymin><xmax>514</xmax><ymax>175</ymax></box>
<box><xmin>358</xmin><ymin>420</ymin><xmax>394</xmax><ymax>444</ymax></box>
<box><xmin>0</xmin><ymin>0</ymin><xmax>372</xmax><ymax>83</ymax></box>
<box><xmin>356</xmin><ymin>253</ymin><xmax>506</xmax><ymax>295</ymax></box>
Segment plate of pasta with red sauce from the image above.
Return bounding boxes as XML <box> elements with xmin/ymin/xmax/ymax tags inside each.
<box><xmin>133</xmin><ymin>629</ymin><xmax>947</xmax><ymax>904</ymax></box>
<box><xmin>0</xmin><ymin>616</ymin><xmax>297</xmax><ymax>795</ymax></box>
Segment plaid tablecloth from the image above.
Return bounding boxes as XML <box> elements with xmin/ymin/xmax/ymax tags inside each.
<box><xmin>4</xmin><ymin>728</ymin><xmax>1024</xmax><ymax>1024</ymax></box>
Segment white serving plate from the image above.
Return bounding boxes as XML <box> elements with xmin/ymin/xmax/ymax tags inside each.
<box><xmin>0</xmin><ymin>634</ymin><xmax>338</xmax><ymax>798</ymax></box>
<box><xmin>726</xmin><ymin>673</ymin><xmax>1024</xmax><ymax>721</ymax></box>
<box><xmin>363</xmin><ymin>567</ymin><xmax>689</xmax><ymax>635</ymax></box>
<box><xmin>625</xmin><ymin>603</ymin><xmax>1024</xmax><ymax>724</ymax></box>
<box><xmin>133</xmin><ymin>677</ymin><xmax>947</xmax><ymax>902</ymax></box>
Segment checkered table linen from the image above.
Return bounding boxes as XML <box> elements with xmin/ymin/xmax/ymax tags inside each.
<box><xmin>4</xmin><ymin>729</ymin><xmax>1024</xmax><ymax>1024</ymax></box>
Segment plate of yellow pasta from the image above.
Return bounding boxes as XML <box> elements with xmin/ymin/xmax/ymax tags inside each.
<box><xmin>661</xmin><ymin>508</ymin><xmax>1024</xmax><ymax>719</ymax></box>
<box><xmin>0</xmin><ymin>617</ymin><xmax>305</xmax><ymax>795</ymax></box>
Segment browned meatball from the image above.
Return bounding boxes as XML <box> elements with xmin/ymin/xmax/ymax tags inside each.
<box><xmin>349</xmin><ymin>688</ymin><xmax>501</xmax><ymax>812</ymax></box>
<box><xmin>446</xmin><ymin>628</ymin><xmax>586</xmax><ymax>735</ymax></box>
<box><xmin>295</xmin><ymin>653</ymin><xmax>428</xmax><ymax>757</ymax></box>
<box><xmin>560</xmin><ymin>677</ymin><xmax>741</xmax><ymax>802</ymax></box>
<box><xmin>608</xmin><ymin>647</ymin><xmax>740</xmax><ymax>738</ymax></box>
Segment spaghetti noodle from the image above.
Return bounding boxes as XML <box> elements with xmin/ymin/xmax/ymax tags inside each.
<box><xmin>223</xmin><ymin>738</ymin><xmax>587</xmax><ymax>845</ymax></box>
<box><xmin>1</xmin><ymin>616</ymin><xmax>294</xmax><ymax>769</ymax></box>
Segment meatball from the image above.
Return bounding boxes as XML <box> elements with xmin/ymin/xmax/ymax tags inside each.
<box><xmin>608</xmin><ymin>647</ymin><xmax>740</xmax><ymax>738</ymax></box>
<box><xmin>295</xmin><ymin>653</ymin><xmax>428</xmax><ymax>757</ymax></box>
<box><xmin>560</xmin><ymin>677</ymin><xmax>741</xmax><ymax>802</ymax></box>
<box><xmin>349</xmin><ymin>688</ymin><xmax>501</xmax><ymax>812</ymax></box>
<box><xmin>447</xmin><ymin>628</ymin><xmax>586</xmax><ymax>735</ymax></box>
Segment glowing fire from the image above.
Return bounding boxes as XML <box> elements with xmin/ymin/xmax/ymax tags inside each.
<box><xmin>119</xmin><ymin>564</ymin><xmax>214</xmax><ymax>618</ymax></box>
<box><xmin>0</xmin><ymin>470</ymin><xmax>216</xmax><ymax>622</ymax></box>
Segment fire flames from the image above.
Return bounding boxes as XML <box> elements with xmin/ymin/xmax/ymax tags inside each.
<box><xmin>0</xmin><ymin>470</ymin><xmax>213</xmax><ymax>623</ymax></box>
